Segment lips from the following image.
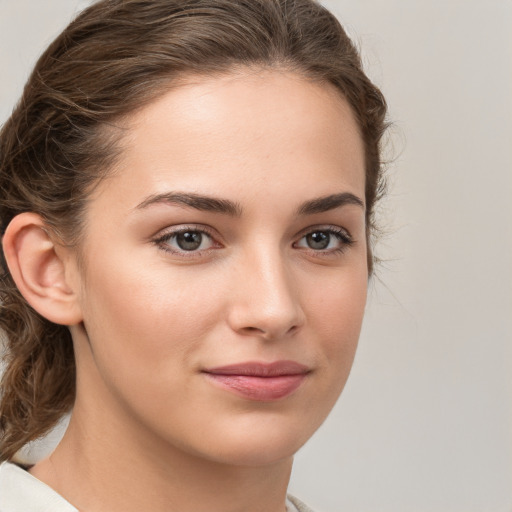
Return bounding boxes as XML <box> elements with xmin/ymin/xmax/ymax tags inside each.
<box><xmin>202</xmin><ymin>361</ymin><xmax>310</xmax><ymax>401</ymax></box>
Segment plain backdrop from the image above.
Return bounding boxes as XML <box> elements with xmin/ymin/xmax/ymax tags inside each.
<box><xmin>1</xmin><ymin>1</ymin><xmax>511</xmax><ymax>511</ymax></box>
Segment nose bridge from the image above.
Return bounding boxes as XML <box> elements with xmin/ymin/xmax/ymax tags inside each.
<box><xmin>229</xmin><ymin>243</ymin><xmax>304</xmax><ymax>338</ymax></box>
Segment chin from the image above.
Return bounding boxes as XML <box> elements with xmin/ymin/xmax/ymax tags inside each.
<box><xmin>198</xmin><ymin>437</ymin><xmax>303</xmax><ymax>468</ymax></box>
<box><xmin>180</xmin><ymin>413</ymin><xmax>321</xmax><ymax>468</ymax></box>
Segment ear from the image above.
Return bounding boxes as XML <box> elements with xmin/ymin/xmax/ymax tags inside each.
<box><xmin>2</xmin><ymin>212</ymin><xmax>83</xmax><ymax>325</ymax></box>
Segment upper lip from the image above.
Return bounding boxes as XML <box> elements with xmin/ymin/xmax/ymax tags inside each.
<box><xmin>203</xmin><ymin>360</ymin><xmax>310</xmax><ymax>377</ymax></box>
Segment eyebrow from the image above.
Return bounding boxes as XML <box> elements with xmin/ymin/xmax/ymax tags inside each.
<box><xmin>297</xmin><ymin>192</ymin><xmax>365</xmax><ymax>215</ymax></box>
<box><xmin>136</xmin><ymin>192</ymin><xmax>242</xmax><ymax>216</ymax></box>
<box><xmin>135</xmin><ymin>191</ymin><xmax>364</xmax><ymax>216</ymax></box>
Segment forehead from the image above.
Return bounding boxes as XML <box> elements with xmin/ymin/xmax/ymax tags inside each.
<box><xmin>93</xmin><ymin>69</ymin><xmax>365</xmax><ymax>211</ymax></box>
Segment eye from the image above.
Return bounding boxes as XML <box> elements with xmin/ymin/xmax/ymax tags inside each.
<box><xmin>154</xmin><ymin>227</ymin><xmax>217</xmax><ymax>254</ymax></box>
<box><xmin>295</xmin><ymin>227</ymin><xmax>353</xmax><ymax>253</ymax></box>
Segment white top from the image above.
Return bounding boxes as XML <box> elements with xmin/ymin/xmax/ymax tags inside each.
<box><xmin>0</xmin><ymin>462</ymin><xmax>314</xmax><ymax>512</ymax></box>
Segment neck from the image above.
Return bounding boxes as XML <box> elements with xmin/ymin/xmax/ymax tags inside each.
<box><xmin>30</xmin><ymin>389</ymin><xmax>293</xmax><ymax>512</ymax></box>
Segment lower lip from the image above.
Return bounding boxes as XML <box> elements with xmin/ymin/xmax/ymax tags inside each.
<box><xmin>204</xmin><ymin>374</ymin><xmax>306</xmax><ymax>401</ymax></box>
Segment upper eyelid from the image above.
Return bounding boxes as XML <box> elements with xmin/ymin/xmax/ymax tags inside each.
<box><xmin>154</xmin><ymin>224</ymin><xmax>217</xmax><ymax>240</ymax></box>
<box><xmin>294</xmin><ymin>224</ymin><xmax>353</xmax><ymax>240</ymax></box>
<box><xmin>152</xmin><ymin>225</ymin><xmax>217</xmax><ymax>247</ymax></box>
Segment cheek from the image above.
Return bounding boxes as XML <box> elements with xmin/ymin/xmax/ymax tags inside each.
<box><xmin>304</xmin><ymin>264</ymin><xmax>367</xmax><ymax>383</ymax></box>
<box><xmin>307</xmin><ymin>264</ymin><xmax>367</xmax><ymax>337</ymax></box>
<box><xmin>79</xmin><ymin>255</ymin><xmax>229</xmax><ymax>373</ymax></box>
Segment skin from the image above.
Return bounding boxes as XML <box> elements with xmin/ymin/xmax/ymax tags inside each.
<box><xmin>24</xmin><ymin>69</ymin><xmax>368</xmax><ymax>512</ymax></box>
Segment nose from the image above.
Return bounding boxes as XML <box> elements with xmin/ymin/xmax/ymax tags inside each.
<box><xmin>226</xmin><ymin>249</ymin><xmax>305</xmax><ymax>340</ymax></box>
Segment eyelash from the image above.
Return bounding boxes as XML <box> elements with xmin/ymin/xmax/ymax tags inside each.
<box><xmin>153</xmin><ymin>225</ymin><xmax>354</xmax><ymax>258</ymax></box>
<box><xmin>294</xmin><ymin>226</ymin><xmax>355</xmax><ymax>256</ymax></box>
<box><xmin>153</xmin><ymin>225</ymin><xmax>219</xmax><ymax>259</ymax></box>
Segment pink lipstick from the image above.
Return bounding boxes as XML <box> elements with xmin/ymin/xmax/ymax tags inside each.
<box><xmin>203</xmin><ymin>361</ymin><xmax>309</xmax><ymax>401</ymax></box>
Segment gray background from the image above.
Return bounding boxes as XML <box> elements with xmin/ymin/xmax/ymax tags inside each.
<box><xmin>1</xmin><ymin>1</ymin><xmax>511</xmax><ymax>511</ymax></box>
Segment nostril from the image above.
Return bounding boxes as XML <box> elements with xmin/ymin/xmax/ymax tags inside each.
<box><xmin>238</xmin><ymin>323</ymin><xmax>301</xmax><ymax>339</ymax></box>
<box><xmin>241</xmin><ymin>326</ymin><xmax>265</xmax><ymax>335</ymax></box>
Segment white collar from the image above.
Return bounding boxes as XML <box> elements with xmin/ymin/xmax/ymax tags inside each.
<box><xmin>0</xmin><ymin>461</ymin><xmax>78</xmax><ymax>511</ymax></box>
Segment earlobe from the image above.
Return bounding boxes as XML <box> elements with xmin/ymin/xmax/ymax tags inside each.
<box><xmin>2</xmin><ymin>212</ymin><xmax>83</xmax><ymax>326</ymax></box>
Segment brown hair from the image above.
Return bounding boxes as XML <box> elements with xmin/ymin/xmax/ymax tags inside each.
<box><xmin>0</xmin><ymin>0</ymin><xmax>387</xmax><ymax>461</ymax></box>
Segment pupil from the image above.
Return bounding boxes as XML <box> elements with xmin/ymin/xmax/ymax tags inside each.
<box><xmin>176</xmin><ymin>231</ymin><xmax>202</xmax><ymax>251</ymax></box>
<box><xmin>307</xmin><ymin>231</ymin><xmax>330</xmax><ymax>250</ymax></box>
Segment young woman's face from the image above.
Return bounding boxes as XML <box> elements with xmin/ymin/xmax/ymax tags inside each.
<box><xmin>71</xmin><ymin>69</ymin><xmax>368</xmax><ymax>466</ymax></box>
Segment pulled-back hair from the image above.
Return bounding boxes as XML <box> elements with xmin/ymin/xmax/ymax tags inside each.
<box><xmin>0</xmin><ymin>0</ymin><xmax>387</xmax><ymax>461</ymax></box>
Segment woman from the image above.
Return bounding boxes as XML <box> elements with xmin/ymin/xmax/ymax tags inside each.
<box><xmin>0</xmin><ymin>0</ymin><xmax>387</xmax><ymax>510</ymax></box>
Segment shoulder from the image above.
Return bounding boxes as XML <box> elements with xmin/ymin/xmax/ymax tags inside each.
<box><xmin>287</xmin><ymin>494</ymin><xmax>318</xmax><ymax>512</ymax></box>
<box><xmin>0</xmin><ymin>462</ymin><xmax>77</xmax><ymax>512</ymax></box>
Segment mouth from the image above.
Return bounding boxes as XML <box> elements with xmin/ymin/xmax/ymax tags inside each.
<box><xmin>202</xmin><ymin>361</ymin><xmax>310</xmax><ymax>401</ymax></box>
